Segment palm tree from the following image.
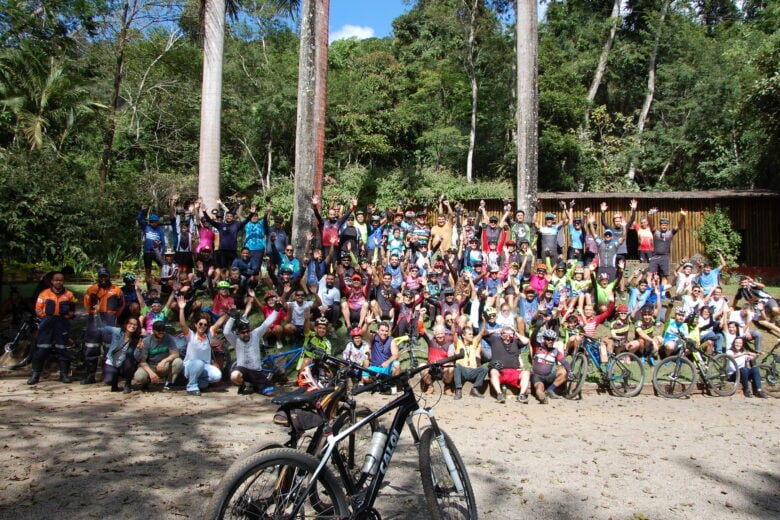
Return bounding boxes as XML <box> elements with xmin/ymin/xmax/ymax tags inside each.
<box><xmin>515</xmin><ymin>0</ymin><xmax>538</xmax><ymax>217</ymax></box>
<box><xmin>198</xmin><ymin>0</ymin><xmax>299</xmax><ymax>208</ymax></box>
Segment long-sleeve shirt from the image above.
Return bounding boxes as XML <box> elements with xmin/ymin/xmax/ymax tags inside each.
<box><xmin>137</xmin><ymin>210</ymin><xmax>166</xmax><ymax>254</ymax></box>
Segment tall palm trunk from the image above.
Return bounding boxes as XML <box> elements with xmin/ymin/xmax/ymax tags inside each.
<box><xmin>198</xmin><ymin>0</ymin><xmax>226</xmax><ymax>209</ymax></box>
<box><xmin>292</xmin><ymin>0</ymin><xmax>329</xmax><ymax>255</ymax></box>
<box><xmin>626</xmin><ymin>0</ymin><xmax>670</xmax><ymax>186</ymax></box>
<box><xmin>516</xmin><ymin>0</ymin><xmax>538</xmax><ymax>218</ymax></box>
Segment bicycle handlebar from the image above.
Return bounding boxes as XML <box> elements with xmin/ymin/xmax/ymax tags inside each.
<box><xmin>352</xmin><ymin>352</ymin><xmax>464</xmax><ymax>396</ymax></box>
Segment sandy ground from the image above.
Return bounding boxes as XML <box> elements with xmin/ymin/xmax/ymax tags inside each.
<box><xmin>0</xmin><ymin>371</ymin><xmax>778</xmax><ymax>520</ymax></box>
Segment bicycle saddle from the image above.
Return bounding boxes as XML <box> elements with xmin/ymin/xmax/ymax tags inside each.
<box><xmin>272</xmin><ymin>387</ymin><xmax>334</xmax><ymax>410</ymax></box>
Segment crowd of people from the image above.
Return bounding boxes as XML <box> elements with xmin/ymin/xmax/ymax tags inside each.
<box><xmin>28</xmin><ymin>194</ymin><xmax>780</xmax><ymax>401</ymax></box>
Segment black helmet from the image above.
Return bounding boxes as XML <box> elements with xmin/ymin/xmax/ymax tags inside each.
<box><xmin>236</xmin><ymin>320</ymin><xmax>251</xmax><ymax>333</ymax></box>
<box><xmin>123</xmin><ymin>272</ymin><xmax>136</xmax><ymax>285</ymax></box>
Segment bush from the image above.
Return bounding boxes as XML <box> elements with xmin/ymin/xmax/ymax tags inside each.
<box><xmin>695</xmin><ymin>205</ymin><xmax>741</xmax><ymax>267</ymax></box>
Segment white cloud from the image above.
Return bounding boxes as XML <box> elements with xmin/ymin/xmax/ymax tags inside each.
<box><xmin>329</xmin><ymin>24</ymin><xmax>375</xmax><ymax>43</ymax></box>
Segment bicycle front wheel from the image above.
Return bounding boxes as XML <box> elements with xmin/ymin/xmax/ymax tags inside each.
<box><xmin>203</xmin><ymin>448</ymin><xmax>348</xmax><ymax>520</ymax></box>
<box><xmin>756</xmin><ymin>364</ymin><xmax>780</xmax><ymax>398</ymax></box>
<box><xmin>706</xmin><ymin>354</ymin><xmax>739</xmax><ymax>397</ymax></box>
<box><xmin>653</xmin><ymin>356</ymin><xmax>696</xmax><ymax>398</ymax></box>
<box><xmin>0</xmin><ymin>326</ymin><xmax>35</xmax><ymax>370</ymax></box>
<box><xmin>419</xmin><ymin>428</ymin><xmax>478</xmax><ymax>520</ymax></box>
<box><xmin>607</xmin><ymin>352</ymin><xmax>645</xmax><ymax>397</ymax></box>
<box><xmin>398</xmin><ymin>344</ymin><xmax>428</xmax><ymax>371</ymax></box>
<box><xmin>564</xmin><ymin>352</ymin><xmax>588</xmax><ymax>399</ymax></box>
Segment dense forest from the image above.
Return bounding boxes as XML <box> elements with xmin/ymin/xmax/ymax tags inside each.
<box><xmin>1</xmin><ymin>0</ymin><xmax>778</xmax><ymax>268</ymax></box>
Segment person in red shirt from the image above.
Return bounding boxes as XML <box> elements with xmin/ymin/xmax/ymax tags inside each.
<box><xmin>28</xmin><ymin>272</ymin><xmax>77</xmax><ymax>385</ymax></box>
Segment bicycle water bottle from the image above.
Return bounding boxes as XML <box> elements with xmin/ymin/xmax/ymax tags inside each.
<box><xmin>599</xmin><ymin>343</ymin><xmax>608</xmax><ymax>364</ymax></box>
<box><xmin>361</xmin><ymin>427</ymin><xmax>389</xmax><ymax>476</ymax></box>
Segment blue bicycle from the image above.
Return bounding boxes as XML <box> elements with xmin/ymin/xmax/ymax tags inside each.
<box><xmin>565</xmin><ymin>335</ymin><xmax>645</xmax><ymax>398</ymax></box>
<box><xmin>260</xmin><ymin>345</ymin><xmax>305</xmax><ymax>383</ymax></box>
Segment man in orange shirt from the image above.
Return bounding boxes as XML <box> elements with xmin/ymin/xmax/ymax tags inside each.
<box><xmin>28</xmin><ymin>272</ymin><xmax>77</xmax><ymax>385</ymax></box>
<box><xmin>81</xmin><ymin>267</ymin><xmax>125</xmax><ymax>384</ymax></box>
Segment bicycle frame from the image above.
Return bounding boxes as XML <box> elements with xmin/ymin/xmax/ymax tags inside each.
<box><xmin>288</xmin><ymin>358</ymin><xmax>465</xmax><ymax>517</ymax></box>
<box><xmin>260</xmin><ymin>346</ymin><xmax>303</xmax><ymax>379</ymax></box>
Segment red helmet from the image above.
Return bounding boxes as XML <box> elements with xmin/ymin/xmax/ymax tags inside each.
<box><xmin>617</xmin><ymin>304</ymin><xmax>629</xmax><ymax>313</ymax></box>
<box><xmin>349</xmin><ymin>327</ymin><xmax>363</xmax><ymax>338</ymax></box>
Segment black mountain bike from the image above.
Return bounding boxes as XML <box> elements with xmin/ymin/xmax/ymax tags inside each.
<box><xmin>205</xmin><ymin>352</ymin><xmax>478</xmax><ymax>520</ymax></box>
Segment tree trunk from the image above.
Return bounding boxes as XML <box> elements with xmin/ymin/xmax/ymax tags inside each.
<box><xmin>582</xmin><ymin>0</ymin><xmax>621</xmax><ymax>129</ymax></box>
<box><xmin>198</xmin><ymin>0</ymin><xmax>226</xmax><ymax>209</ymax></box>
<box><xmin>292</xmin><ymin>0</ymin><xmax>329</xmax><ymax>256</ymax></box>
<box><xmin>516</xmin><ymin>0</ymin><xmax>538</xmax><ymax>218</ymax></box>
<box><xmin>626</xmin><ymin>0</ymin><xmax>669</xmax><ymax>187</ymax></box>
<box><xmin>98</xmin><ymin>0</ymin><xmax>132</xmax><ymax>192</ymax></box>
<box><xmin>465</xmin><ymin>0</ymin><xmax>479</xmax><ymax>184</ymax></box>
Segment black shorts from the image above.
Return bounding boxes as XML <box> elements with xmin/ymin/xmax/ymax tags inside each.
<box><xmin>175</xmin><ymin>251</ymin><xmax>194</xmax><ymax>270</ymax></box>
<box><xmin>143</xmin><ymin>251</ymin><xmax>162</xmax><ymax>269</ymax></box>
<box><xmin>647</xmin><ymin>255</ymin><xmax>671</xmax><ymax>276</ymax></box>
<box><xmin>531</xmin><ymin>372</ymin><xmax>557</xmax><ymax>386</ymax></box>
<box><xmin>215</xmin><ymin>250</ymin><xmax>237</xmax><ymax>269</ymax></box>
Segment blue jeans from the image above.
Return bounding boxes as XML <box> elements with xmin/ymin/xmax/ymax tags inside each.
<box><xmin>701</xmin><ymin>331</ymin><xmax>723</xmax><ymax>354</ymax></box>
<box><xmin>738</xmin><ymin>366</ymin><xmax>763</xmax><ymax>393</ymax></box>
<box><xmin>184</xmin><ymin>359</ymin><xmax>222</xmax><ymax>392</ymax></box>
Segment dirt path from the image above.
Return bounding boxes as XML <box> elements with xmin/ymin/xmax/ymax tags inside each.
<box><xmin>0</xmin><ymin>374</ymin><xmax>777</xmax><ymax>519</ymax></box>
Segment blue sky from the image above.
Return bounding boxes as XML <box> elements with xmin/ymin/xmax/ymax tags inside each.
<box><xmin>329</xmin><ymin>0</ymin><xmax>410</xmax><ymax>42</ymax></box>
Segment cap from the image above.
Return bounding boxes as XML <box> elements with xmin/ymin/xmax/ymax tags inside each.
<box><xmin>416</xmin><ymin>211</ymin><xmax>426</xmax><ymax>217</ymax></box>
<box><xmin>164</xmin><ymin>248</ymin><xmax>175</xmax><ymax>256</ymax></box>
<box><xmin>660</xmin><ymin>218</ymin><xmax>670</xmax><ymax>224</ymax></box>
<box><xmin>544</xmin><ymin>212</ymin><xmax>555</xmax><ymax>220</ymax></box>
<box><xmin>524</xmin><ymin>286</ymin><xmax>536</xmax><ymax>293</ymax></box>
<box><xmin>489</xmin><ymin>265</ymin><xmax>500</xmax><ymax>273</ymax></box>
<box><xmin>280</xmin><ymin>267</ymin><xmax>293</xmax><ymax>274</ymax></box>
<box><xmin>428</xmin><ymin>270</ymin><xmax>439</xmax><ymax>276</ymax></box>
<box><xmin>148</xmin><ymin>214</ymin><xmax>160</xmax><ymax>222</ymax></box>
<box><xmin>573</xmin><ymin>217</ymin><xmax>582</xmax><ymax>223</ymax></box>
<box><xmin>273</xmin><ymin>215</ymin><xmax>283</xmax><ymax>222</ymax></box>
<box><xmin>263</xmin><ymin>291</ymin><xmax>277</xmax><ymax>300</ymax></box>
<box><xmin>356</xmin><ymin>210</ymin><xmax>364</xmax><ymax>215</ymax></box>
<box><xmin>351</xmin><ymin>274</ymin><xmax>363</xmax><ymax>281</ymax></box>
<box><xmin>97</xmin><ymin>267</ymin><xmax>110</xmax><ymax>277</ymax></box>
<box><xmin>149</xmin><ymin>297</ymin><xmax>162</xmax><ymax>305</ymax></box>
<box><xmin>603</xmin><ymin>228</ymin><xmax>614</xmax><ymax>236</ymax></box>
<box><xmin>489</xmin><ymin>215</ymin><xmax>498</xmax><ymax>223</ymax></box>
<box><xmin>152</xmin><ymin>321</ymin><xmax>166</xmax><ymax>332</ymax></box>
<box><xmin>402</xmin><ymin>289</ymin><xmax>414</xmax><ymax>297</ymax></box>
<box><xmin>617</xmin><ymin>304</ymin><xmax>629</xmax><ymax>313</ymax></box>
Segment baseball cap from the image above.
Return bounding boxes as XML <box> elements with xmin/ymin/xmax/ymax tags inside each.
<box><xmin>148</xmin><ymin>214</ymin><xmax>160</xmax><ymax>222</ymax></box>
<box><xmin>97</xmin><ymin>267</ymin><xmax>110</xmax><ymax>277</ymax></box>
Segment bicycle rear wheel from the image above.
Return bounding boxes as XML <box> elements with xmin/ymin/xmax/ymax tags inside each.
<box><xmin>564</xmin><ymin>353</ymin><xmax>588</xmax><ymax>399</ymax></box>
<box><xmin>652</xmin><ymin>356</ymin><xmax>696</xmax><ymax>398</ymax></box>
<box><xmin>706</xmin><ymin>354</ymin><xmax>739</xmax><ymax>397</ymax></box>
<box><xmin>756</xmin><ymin>364</ymin><xmax>780</xmax><ymax>398</ymax></box>
<box><xmin>607</xmin><ymin>352</ymin><xmax>645</xmax><ymax>397</ymax></box>
<box><xmin>419</xmin><ymin>428</ymin><xmax>478</xmax><ymax>520</ymax></box>
<box><xmin>204</xmin><ymin>448</ymin><xmax>348</xmax><ymax>520</ymax></box>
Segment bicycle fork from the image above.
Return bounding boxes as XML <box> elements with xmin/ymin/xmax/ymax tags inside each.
<box><xmin>412</xmin><ymin>409</ymin><xmax>465</xmax><ymax>494</ymax></box>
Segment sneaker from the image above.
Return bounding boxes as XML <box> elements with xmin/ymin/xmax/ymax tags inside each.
<box><xmin>755</xmin><ymin>390</ymin><xmax>768</xmax><ymax>398</ymax></box>
<box><xmin>123</xmin><ymin>383</ymin><xmax>132</xmax><ymax>394</ymax></box>
<box><xmin>539</xmin><ymin>393</ymin><xmax>548</xmax><ymax>404</ymax></box>
<box><xmin>545</xmin><ymin>389</ymin><xmax>561</xmax><ymax>400</ymax></box>
<box><xmin>454</xmin><ymin>388</ymin><xmax>463</xmax><ymax>400</ymax></box>
<box><xmin>469</xmin><ymin>387</ymin><xmax>484</xmax><ymax>399</ymax></box>
<box><xmin>81</xmin><ymin>374</ymin><xmax>96</xmax><ymax>385</ymax></box>
<box><xmin>647</xmin><ymin>356</ymin><xmax>657</xmax><ymax>367</ymax></box>
<box><xmin>516</xmin><ymin>394</ymin><xmax>529</xmax><ymax>404</ymax></box>
<box><xmin>237</xmin><ymin>383</ymin><xmax>247</xmax><ymax>395</ymax></box>
<box><xmin>744</xmin><ymin>390</ymin><xmax>753</xmax><ymax>398</ymax></box>
<box><xmin>187</xmin><ymin>389</ymin><xmax>202</xmax><ymax>396</ymax></box>
<box><xmin>260</xmin><ymin>386</ymin><xmax>276</xmax><ymax>397</ymax></box>
<box><xmin>163</xmin><ymin>382</ymin><xmax>173</xmax><ymax>392</ymax></box>
<box><xmin>496</xmin><ymin>393</ymin><xmax>505</xmax><ymax>403</ymax></box>
<box><xmin>275</xmin><ymin>340</ymin><xmax>284</xmax><ymax>350</ymax></box>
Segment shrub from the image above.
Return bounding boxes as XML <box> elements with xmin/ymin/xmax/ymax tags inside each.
<box><xmin>695</xmin><ymin>205</ymin><xmax>741</xmax><ymax>267</ymax></box>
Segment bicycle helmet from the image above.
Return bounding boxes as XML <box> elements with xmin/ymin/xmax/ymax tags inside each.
<box><xmin>640</xmin><ymin>306</ymin><xmax>655</xmax><ymax>316</ymax></box>
<box><xmin>541</xmin><ymin>329</ymin><xmax>557</xmax><ymax>340</ymax></box>
<box><xmin>314</xmin><ymin>317</ymin><xmax>329</xmax><ymax>327</ymax></box>
<box><xmin>673</xmin><ymin>306</ymin><xmax>686</xmax><ymax>315</ymax></box>
<box><xmin>349</xmin><ymin>327</ymin><xmax>363</xmax><ymax>338</ymax></box>
<box><xmin>616</xmin><ymin>304</ymin><xmax>629</xmax><ymax>313</ymax></box>
<box><xmin>443</xmin><ymin>287</ymin><xmax>455</xmax><ymax>296</ymax></box>
<box><xmin>484</xmin><ymin>306</ymin><xmax>497</xmax><ymax>316</ymax></box>
<box><xmin>217</xmin><ymin>280</ymin><xmax>230</xmax><ymax>289</ymax></box>
<box><xmin>123</xmin><ymin>273</ymin><xmax>136</xmax><ymax>285</ymax></box>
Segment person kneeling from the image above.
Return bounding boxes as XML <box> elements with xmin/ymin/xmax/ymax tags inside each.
<box><xmin>531</xmin><ymin>329</ymin><xmax>571</xmax><ymax>404</ymax></box>
<box><xmin>487</xmin><ymin>326</ymin><xmax>531</xmax><ymax>403</ymax></box>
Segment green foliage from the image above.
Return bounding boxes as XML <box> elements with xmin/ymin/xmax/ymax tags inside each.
<box><xmin>695</xmin><ymin>205</ymin><xmax>741</xmax><ymax>267</ymax></box>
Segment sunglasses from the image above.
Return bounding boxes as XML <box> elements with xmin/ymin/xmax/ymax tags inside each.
<box><xmin>197</xmin><ymin>321</ymin><xmax>209</xmax><ymax>326</ymax></box>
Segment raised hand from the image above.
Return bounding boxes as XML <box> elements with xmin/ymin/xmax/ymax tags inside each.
<box><xmin>630</xmin><ymin>199</ymin><xmax>638</xmax><ymax>210</ymax></box>
<box><xmin>600</xmin><ymin>202</ymin><xmax>608</xmax><ymax>212</ymax></box>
